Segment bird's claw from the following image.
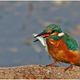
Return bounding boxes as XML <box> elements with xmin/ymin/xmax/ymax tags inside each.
<box><xmin>64</xmin><ymin>64</ymin><xmax>73</xmax><ymax>72</ymax></box>
<box><xmin>46</xmin><ymin>63</ymin><xmax>58</xmax><ymax>67</ymax></box>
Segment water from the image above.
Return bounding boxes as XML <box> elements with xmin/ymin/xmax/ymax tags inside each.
<box><xmin>0</xmin><ymin>1</ymin><xmax>79</xmax><ymax>67</ymax></box>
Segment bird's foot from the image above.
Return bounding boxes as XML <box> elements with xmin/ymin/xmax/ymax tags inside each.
<box><xmin>46</xmin><ymin>63</ymin><xmax>58</xmax><ymax>67</ymax></box>
<box><xmin>64</xmin><ymin>64</ymin><xmax>73</xmax><ymax>72</ymax></box>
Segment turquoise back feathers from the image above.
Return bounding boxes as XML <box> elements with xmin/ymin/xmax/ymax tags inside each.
<box><xmin>63</xmin><ymin>33</ymin><xmax>78</xmax><ymax>51</ymax></box>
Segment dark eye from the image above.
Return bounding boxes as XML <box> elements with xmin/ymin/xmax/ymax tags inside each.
<box><xmin>51</xmin><ymin>30</ymin><xmax>55</xmax><ymax>33</ymax></box>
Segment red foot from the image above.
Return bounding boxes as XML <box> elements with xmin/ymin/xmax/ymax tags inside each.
<box><xmin>64</xmin><ymin>64</ymin><xmax>73</xmax><ymax>72</ymax></box>
<box><xmin>46</xmin><ymin>63</ymin><xmax>58</xmax><ymax>67</ymax></box>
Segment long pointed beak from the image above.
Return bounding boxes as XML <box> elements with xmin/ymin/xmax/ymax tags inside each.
<box><xmin>33</xmin><ymin>32</ymin><xmax>50</xmax><ymax>42</ymax></box>
<box><xmin>34</xmin><ymin>32</ymin><xmax>45</xmax><ymax>38</ymax></box>
<box><xmin>33</xmin><ymin>32</ymin><xmax>46</xmax><ymax>42</ymax></box>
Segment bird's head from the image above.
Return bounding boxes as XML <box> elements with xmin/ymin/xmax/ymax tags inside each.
<box><xmin>35</xmin><ymin>24</ymin><xmax>62</xmax><ymax>38</ymax></box>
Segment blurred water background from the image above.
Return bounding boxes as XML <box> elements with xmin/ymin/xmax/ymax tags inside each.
<box><xmin>0</xmin><ymin>1</ymin><xmax>80</xmax><ymax>67</ymax></box>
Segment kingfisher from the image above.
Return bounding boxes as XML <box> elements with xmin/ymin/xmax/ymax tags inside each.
<box><xmin>34</xmin><ymin>24</ymin><xmax>80</xmax><ymax>71</ymax></box>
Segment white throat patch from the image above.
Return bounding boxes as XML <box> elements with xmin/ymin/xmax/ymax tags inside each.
<box><xmin>58</xmin><ymin>32</ymin><xmax>64</xmax><ymax>37</ymax></box>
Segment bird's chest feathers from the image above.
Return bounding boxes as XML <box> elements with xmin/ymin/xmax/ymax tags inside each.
<box><xmin>46</xmin><ymin>37</ymin><xmax>69</xmax><ymax>61</ymax></box>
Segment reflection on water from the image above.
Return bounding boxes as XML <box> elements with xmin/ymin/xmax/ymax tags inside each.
<box><xmin>0</xmin><ymin>1</ymin><xmax>79</xmax><ymax>67</ymax></box>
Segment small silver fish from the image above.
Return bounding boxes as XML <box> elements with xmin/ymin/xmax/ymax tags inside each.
<box><xmin>33</xmin><ymin>33</ymin><xmax>48</xmax><ymax>51</ymax></box>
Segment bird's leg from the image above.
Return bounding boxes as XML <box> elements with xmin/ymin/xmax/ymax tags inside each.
<box><xmin>64</xmin><ymin>64</ymin><xmax>73</xmax><ymax>72</ymax></box>
<box><xmin>46</xmin><ymin>59</ymin><xmax>59</xmax><ymax>67</ymax></box>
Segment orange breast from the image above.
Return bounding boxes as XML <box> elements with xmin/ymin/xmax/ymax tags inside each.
<box><xmin>46</xmin><ymin>38</ymin><xmax>80</xmax><ymax>65</ymax></box>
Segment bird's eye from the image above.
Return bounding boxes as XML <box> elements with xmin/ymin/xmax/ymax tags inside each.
<box><xmin>51</xmin><ymin>30</ymin><xmax>55</xmax><ymax>33</ymax></box>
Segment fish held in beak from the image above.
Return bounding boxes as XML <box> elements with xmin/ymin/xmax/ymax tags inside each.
<box><xmin>33</xmin><ymin>31</ymin><xmax>50</xmax><ymax>42</ymax></box>
<box><xmin>33</xmin><ymin>33</ymin><xmax>47</xmax><ymax>47</ymax></box>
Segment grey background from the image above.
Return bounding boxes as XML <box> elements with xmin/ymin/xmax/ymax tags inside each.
<box><xmin>0</xmin><ymin>1</ymin><xmax>79</xmax><ymax>67</ymax></box>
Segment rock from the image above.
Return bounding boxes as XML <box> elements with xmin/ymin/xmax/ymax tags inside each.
<box><xmin>0</xmin><ymin>65</ymin><xmax>80</xmax><ymax>79</ymax></box>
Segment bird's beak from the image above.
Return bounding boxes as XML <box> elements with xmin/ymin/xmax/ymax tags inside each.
<box><xmin>34</xmin><ymin>32</ymin><xmax>46</xmax><ymax>38</ymax></box>
<box><xmin>34</xmin><ymin>32</ymin><xmax>50</xmax><ymax>42</ymax></box>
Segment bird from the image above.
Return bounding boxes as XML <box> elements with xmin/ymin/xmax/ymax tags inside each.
<box><xmin>34</xmin><ymin>24</ymin><xmax>80</xmax><ymax>71</ymax></box>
